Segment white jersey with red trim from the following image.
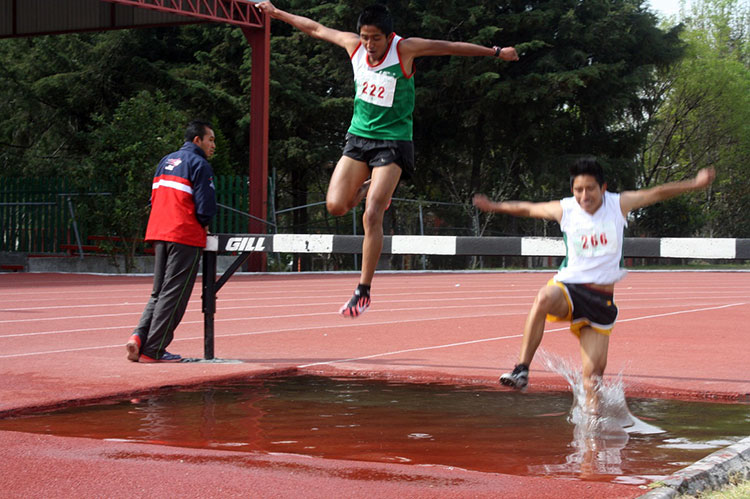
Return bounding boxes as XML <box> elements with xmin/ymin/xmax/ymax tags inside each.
<box><xmin>555</xmin><ymin>191</ymin><xmax>627</xmax><ymax>285</ymax></box>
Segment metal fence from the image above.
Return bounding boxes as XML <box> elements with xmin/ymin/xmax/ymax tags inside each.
<box><xmin>0</xmin><ymin>176</ymin><xmax>251</xmax><ymax>254</ymax></box>
<box><xmin>272</xmin><ymin>197</ymin><xmax>476</xmax><ymax>237</ymax></box>
<box><xmin>0</xmin><ymin>178</ymin><xmax>73</xmax><ymax>253</ymax></box>
<box><xmin>213</xmin><ymin>175</ymin><xmax>251</xmax><ymax>234</ymax></box>
<box><xmin>1</xmin><ymin>175</ymin><xmax>478</xmax><ymax>259</ymax></box>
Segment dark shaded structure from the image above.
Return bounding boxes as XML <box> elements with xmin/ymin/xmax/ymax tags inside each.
<box><xmin>1</xmin><ymin>0</ymin><xmax>270</xmax><ymax>269</ymax></box>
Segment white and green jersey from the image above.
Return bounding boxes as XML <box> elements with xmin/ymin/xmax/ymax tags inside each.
<box><xmin>555</xmin><ymin>191</ymin><xmax>628</xmax><ymax>285</ymax></box>
<box><xmin>347</xmin><ymin>34</ymin><xmax>415</xmax><ymax>141</ymax></box>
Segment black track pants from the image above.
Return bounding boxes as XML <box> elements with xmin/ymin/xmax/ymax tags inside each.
<box><xmin>133</xmin><ymin>241</ymin><xmax>201</xmax><ymax>359</ymax></box>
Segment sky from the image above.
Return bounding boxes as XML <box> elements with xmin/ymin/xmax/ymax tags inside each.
<box><xmin>647</xmin><ymin>0</ymin><xmax>686</xmax><ymax>18</ymax></box>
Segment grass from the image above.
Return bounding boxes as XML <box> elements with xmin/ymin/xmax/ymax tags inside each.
<box><xmin>677</xmin><ymin>477</ymin><xmax>750</xmax><ymax>498</ymax></box>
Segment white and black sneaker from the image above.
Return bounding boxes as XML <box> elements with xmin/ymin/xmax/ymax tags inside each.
<box><xmin>339</xmin><ymin>286</ymin><xmax>371</xmax><ymax>318</ymax></box>
<box><xmin>500</xmin><ymin>364</ymin><xmax>529</xmax><ymax>390</ymax></box>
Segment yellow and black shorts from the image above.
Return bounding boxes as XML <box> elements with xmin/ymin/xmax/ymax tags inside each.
<box><xmin>546</xmin><ymin>280</ymin><xmax>618</xmax><ymax>336</ymax></box>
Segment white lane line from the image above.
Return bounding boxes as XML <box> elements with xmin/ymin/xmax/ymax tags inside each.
<box><xmin>2</xmin><ymin>291</ymin><xmax>749</xmax><ymax>326</ymax></box>
<box><xmin>0</xmin><ymin>307</ymin><xmax>527</xmax><ymax>339</ymax></box>
<box><xmin>0</xmin><ymin>302</ymin><xmax>744</xmax><ymax>359</ymax></box>
<box><xmin>0</xmin><ymin>293</ymin><xmax>520</xmax><ymax>315</ymax></box>
<box><xmin>0</xmin><ymin>311</ymin><xmax>528</xmax><ymax>358</ymax></box>
<box><xmin>298</xmin><ymin>302</ymin><xmax>748</xmax><ymax>368</ymax></box>
<box><xmin>0</xmin><ymin>311</ymin><xmax>145</xmax><ymax>324</ymax></box>
<box><xmin>1</xmin><ymin>273</ymin><xmax>746</xmax><ymax>301</ymax></box>
<box><xmin>3</xmin><ymin>285</ymin><xmax>748</xmax><ymax>312</ymax></box>
<box><xmin>0</xmin><ymin>297</ymin><xmax>528</xmax><ymax>326</ymax></box>
<box><xmin>298</xmin><ymin>332</ymin><xmax>530</xmax><ymax>368</ymax></box>
<box><xmin>1</xmin><ymin>300</ymin><xmax>746</xmax><ymax>339</ymax></box>
<box><xmin>617</xmin><ymin>302</ymin><xmax>748</xmax><ymax>323</ymax></box>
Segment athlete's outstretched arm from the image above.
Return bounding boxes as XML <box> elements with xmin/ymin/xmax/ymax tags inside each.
<box><xmin>619</xmin><ymin>167</ymin><xmax>716</xmax><ymax>216</ymax></box>
<box><xmin>399</xmin><ymin>37</ymin><xmax>518</xmax><ymax>61</ymax></box>
<box><xmin>473</xmin><ymin>194</ymin><xmax>562</xmax><ymax>222</ymax></box>
<box><xmin>255</xmin><ymin>1</ymin><xmax>359</xmax><ymax>53</ymax></box>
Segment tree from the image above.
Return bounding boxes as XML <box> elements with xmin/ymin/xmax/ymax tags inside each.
<box><xmin>77</xmin><ymin>91</ymin><xmax>186</xmax><ymax>270</ymax></box>
<box><xmin>0</xmin><ymin>26</ymin><xmax>252</xmax><ymax>178</ymax></box>
<box><xmin>401</xmin><ymin>0</ymin><xmax>683</xmax><ymax>238</ymax></box>
<box><xmin>637</xmin><ymin>0</ymin><xmax>750</xmax><ymax>237</ymax></box>
<box><xmin>0</xmin><ymin>34</ymin><xmax>101</xmax><ymax>176</ymax></box>
<box><xmin>0</xmin><ymin>1</ymin><xmax>702</xmax><ymax>265</ymax></box>
<box><xmin>254</xmin><ymin>0</ymin><xmax>683</xmax><ymax>242</ymax></box>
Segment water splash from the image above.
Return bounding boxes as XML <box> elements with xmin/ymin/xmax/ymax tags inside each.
<box><xmin>539</xmin><ymin>351</ymin><xmax>664</xmax><ymax>435</ymax></box>
<box><xmin>538</xmin><ymin>351</ymin><xmax>664</xmax><ymax>478</ymax></box>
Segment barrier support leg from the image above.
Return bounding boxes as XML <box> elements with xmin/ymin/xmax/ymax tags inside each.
<box><xmin>202</xmin><ymin>249</ymin><xmax>217</xmax><ymax>360</ymax></box>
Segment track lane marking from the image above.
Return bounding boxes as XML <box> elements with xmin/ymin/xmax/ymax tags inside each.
<box><xmin>1</xmin><ymin>300</ymin><xmax>746</xmax><ymax>338</ymax></box>
<box><xmin>0</xmin><ymin>302</ymin><xmax>744</xmax><ymax>359</ymax></box>
<box><xmin>297</xmin><ymin>302</ymin><xmax>748</xmax><ymax>367</ymax></box>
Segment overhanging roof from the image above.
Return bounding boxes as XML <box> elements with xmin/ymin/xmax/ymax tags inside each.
<box><xmin>1</xmin><ymin>0</ymin><xmax>271</xmax><ymax>271</ymax></box>
<box><xmin>1</xmin><ymin>0</ymin><xmax>264</xmax><ymax>39</ymax></box>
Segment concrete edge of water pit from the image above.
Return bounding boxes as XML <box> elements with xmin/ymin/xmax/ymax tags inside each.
<box><xmin>637</xmin><ymin>435</ymin><xmax>750</xmax><ymax>499</ymax></box>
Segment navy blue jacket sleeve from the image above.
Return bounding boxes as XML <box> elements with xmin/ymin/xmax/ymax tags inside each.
<box><xmin>191</xmin><ymin>159</ymin><xmax>217</xmax><ymax>227</ymax></box>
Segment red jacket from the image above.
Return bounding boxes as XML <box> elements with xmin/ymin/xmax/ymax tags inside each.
<box><xmin>145</xmin><ymin>142</ymin><xmax>217</xmax><ymax>247</ymax></box>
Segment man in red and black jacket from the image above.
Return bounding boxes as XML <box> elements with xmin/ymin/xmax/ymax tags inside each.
<box><xmin>126</xmin><ymin>120</ymin><xmax>217</xmax><ymax>363</ymax></box>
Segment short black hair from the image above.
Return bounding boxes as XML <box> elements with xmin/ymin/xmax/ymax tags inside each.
<box><xmin>357</xmin><ymin>5</ymin><xmax>393</xmax><ymax>36</ymax></box>
<box><xmin>184</xmin><ymin>120</ymin><xmax>213</xmax><ymax>142</ymax></box>
<box><xmin>569</xmin><ymin>157</ymin><xmax>605</xmax><ymax>188</ymax></box>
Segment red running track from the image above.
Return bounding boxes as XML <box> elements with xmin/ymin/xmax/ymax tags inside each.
<box><xmin>0</xmin><ymin>270</ymin><xmax>748</xmax><ymax>498</ymax></box>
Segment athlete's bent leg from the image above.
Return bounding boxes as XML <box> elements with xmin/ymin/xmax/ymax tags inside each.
<box><xmin>519</xmin><ymin>284</ymin><xmax>569</xmax><ymax>366</ymax></box>
<box><xmin>501</xmin><ymin>284</ymin><xmax>569</xmax><ymax>389</ymax></box>
<box><xmin>326</xmin><ymin>156</ymin><xmax>371</xmax><ymax>216</ymax></box>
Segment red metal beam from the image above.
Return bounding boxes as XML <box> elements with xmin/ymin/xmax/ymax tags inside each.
<box><xmin>243</xmin><ymin>21</ymin><xmax>270</xmax><ymax>271</ymax></box>
<box><xmin>2</xmin><ymin>21</ymin><xmax>204</xmax><ymax>39</ymax></box>
<box><xmin>101</xmin><ymin>0</ymin><xmax>264</xmax><ymax>29</ymax></box>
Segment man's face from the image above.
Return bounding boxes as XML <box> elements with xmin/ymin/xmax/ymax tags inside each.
<box><xmin>359</xmin><ymin>25</ymin><xmax>390</xmax><ymax>63</ymax></box>
<box><xmin>571</xmin><ymin>174</ymin><xmax>606</xmax><ymax>214</ymax></box>
<box><xmin>193</xmin><ymin>127</ymin><xmax>216</xmax><ymax>159</ymax></box>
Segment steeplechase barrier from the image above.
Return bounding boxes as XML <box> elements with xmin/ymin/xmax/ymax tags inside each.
<box><xmin>200</xmin><ymin>234</ymin><xmax>750</xmax><ymax>359</ymax></box>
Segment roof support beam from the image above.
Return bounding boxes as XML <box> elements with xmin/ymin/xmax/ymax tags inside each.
<box><xmin>101</xmin><ymin>0</ymin><xmax>264</xmax><ymax>29</ymax></box>
<box><xmin>243</xmin><ymin>21</ymin><xmax>270</xmax><ymax>271</ymax></box>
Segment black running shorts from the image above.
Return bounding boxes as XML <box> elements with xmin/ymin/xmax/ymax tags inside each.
<box><xmin>342</xmin><ymin>133</ymin><xmax>414</xmax><ymax>175</ymax></box>
<box><xmin>546</xmin><ymin>280</ymin><xmax>618</xmax><ymax>336</ymax></box>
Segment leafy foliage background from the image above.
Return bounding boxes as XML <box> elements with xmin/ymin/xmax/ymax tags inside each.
<box><xmin>0</xmin><ymin>0</ymin><xmax>747</xmax><ymax>252</ymax></box>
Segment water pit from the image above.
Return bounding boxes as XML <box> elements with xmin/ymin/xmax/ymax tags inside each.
<box><xmin>1</xmin><ymin>375</ymin><xmax>748</xmax><ymax>484</ymax></box>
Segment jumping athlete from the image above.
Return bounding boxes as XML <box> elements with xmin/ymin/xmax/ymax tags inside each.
<box><xmin>473</xmin><ymin>158</ymin><xmax>715</xmax><ymax>410</ymax></box>
<box><xmin>255</xmin><ymin>1</ymin><xmax>518</xmax><ymax>317</ymax></box>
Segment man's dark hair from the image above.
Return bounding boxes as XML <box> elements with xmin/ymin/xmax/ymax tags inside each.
<box><xmin>184</xmin><ymin>120</ymin><xmax>213</xmax><ymax>142</ymax></box>
<box><xmin>569</xmin><ymin>157</ymin><xmax>605</xmax><ymax>188</ymax></box>
<box><xmin>357</xmin><ymin>4</ymin><xmax>393</xmax><ymax>36</ymax></box>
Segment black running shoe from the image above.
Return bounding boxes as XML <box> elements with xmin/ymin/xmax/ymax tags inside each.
<box><xmin>500</xmin><ymin>364</ymin><xmax>529</xmax><ymax>390</ymax></box>
<box><xmin>339</xmin><ymin>288</ymin><xmax>371</xmax><ymax>318</ymax></box>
